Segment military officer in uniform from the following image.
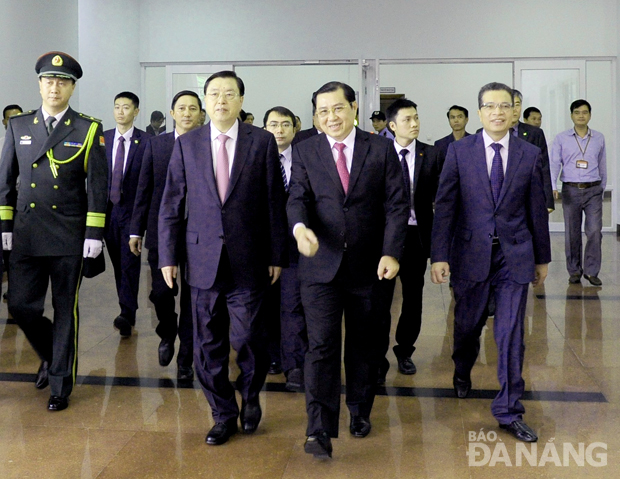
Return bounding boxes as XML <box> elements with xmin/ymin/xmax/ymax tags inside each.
<box><xmin>0</xmin><ymin>51</ymin><xmax>108</xmax><ymax>411</ymax></box>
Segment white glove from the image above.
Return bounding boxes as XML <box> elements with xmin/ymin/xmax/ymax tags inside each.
<box><xmin>2</xmin><ymin>232</ymin><xmax>12</xmax><ymax>251</ymax></box>
<box><xmin>83</xmin><ymin>239</ymin><xmax>103</xmax><ymax>258</ymax></box>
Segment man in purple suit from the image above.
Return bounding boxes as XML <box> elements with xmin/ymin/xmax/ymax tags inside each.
<box><xmin>430</xmin><ymin>82</ymin><xmax>551</xmax><ymax>443</ymax></box>
<box><xmin>159</xmin><ymin>71</ymin><xmax>288</xmax><ymax>446</ymax></box>
<box><xmin>129</xmin><ymin>90</ymin><xmax>202</xmax><ymax>380</ymax></box>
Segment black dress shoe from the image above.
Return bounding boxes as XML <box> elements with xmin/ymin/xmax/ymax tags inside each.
<box><xmin>304</xmin><ymin>432</ymin><xmax>332</xmax><ymax>458</ymax></box>
<box><xmin>453</xmin><ymin>375</ymin><xmax>471</xmax><ymax>399</ymax></box>
<box><xmin>240</xmin><ymin>401</ymin><xmax>262</xmax><ymax>434</ymax></box>
<box><xmin>113</xmin><ymin>315</ymin><xmax>132</xmax><ymax>337</ymax></box>
<box><xmin>35</xmin><ymin>361</ymin><xmax>49</xmax><ymax>389</ymax></box>
<box><xmin>349</xmin><ymin>416</ymin><xmax>371</xmax><ymax>438</ymax></box>
<box><xmin>267</xmin><ymin>361</ymin><xmax>282</xmax><ymax>375</ymax></box>
<box><xmin>583</xmin><ymin>274</ymin><xmax>602</xmax><ymax>286</ymax></box>
<box><xmin>158</xmin><ymin>337</ymin><xmax>175</xmax><ymax>366</ymax></box>
<box><xmin>205</xmin><ymin>420</ymin><xmax>238</xmax><ymax>445</ymax></box>
<box><xmin>285</xmin><ymin>368</ymin><xmax>303</xmax><ymax>391</ymax></box>
<box><xmin>48</xmin><ymin>395</ymin><xmax>68</xmax><ymax>412</ymax></box>
<box><xmin>397</xmin><ymin>357</ymin><xmax>417</xmax><ymax>375</ymax></box>
<box><xmin>499</xmin><ymin>420</ymin><xmax>538</xmax><ymax>442</ymax></box>
<box><xmin>177</xmin><ymin>366</ymin><xmax>194</xmax><ymax>381</ymax></box>
<box><xmin>568</xmin><ymin>273</ymin><xmax>582</xmax><ymax>284</ymax></box>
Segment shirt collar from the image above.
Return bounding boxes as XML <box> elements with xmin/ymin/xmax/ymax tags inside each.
<box><xmin>393</xmin><ymin>138</ymin><xmax>416</xmax><ymax>156</ymax></box>
<box><xmin>482</xmin><ymin>130</ymin><xmax>510</xmax><ymax>151</ymax></box>
<box><xmin>114</xmin><ymin>126</ymin><xmax>135</xmax><ymax>142</ymax></box>
<box><xmin>571</xmin><ymin>127</ymin><xmax>591</xmax><ymax>138</ymax></box>
<box><xmin>280</xmin><ymin>145</ymin><xmax>292</xmax><ymax>162</ymax></box>
<box><xmin>210</xmin><ymin>119</ymin><xmax>239</xmax><ymax>142</ymax></box>
<box><xmin>41</xmin><ymin>106</ymin><xmax>69</xmax><ymax>123</ymax></box>
<box><xmin>326</xmin><ymin>127</ymin><xmax>356</xmax><ymax>151</ymax></box>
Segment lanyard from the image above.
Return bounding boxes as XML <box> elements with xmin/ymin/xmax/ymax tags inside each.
<box><xmin>573</xmin><ymin>129</ymin><xmax>592</xmax><ymax>158</ymax></box>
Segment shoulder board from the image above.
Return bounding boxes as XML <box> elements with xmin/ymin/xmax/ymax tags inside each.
<box><xmin>78</xmin><ymin>112</ymin><xmax>102</xmax><ymax>123</ymax></box>
<box><xmin>14</xmin><ymin>110</ymin><xmax>36</xmax><ymax>117</ymax></box>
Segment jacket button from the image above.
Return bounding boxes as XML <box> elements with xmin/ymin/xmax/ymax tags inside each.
<box><xmin>30</xmin><ymin>203</ymin><xmax>35</xmax><ymax>208</ymax></box>
<box><xmin>343</xmin><ymin>207</ymin><xmax>349</xmax><ymax>212</ymax></box>
<box><xmin>221</xmin><ymin>210</ymin><xmax>225</xmax><ymax>214</ymax></box>
<box><xmin>53</xmin><ymin>185</ymin><xmax>59</xmax><ymax>190</ymax></box>
<box><xmin>31</xmin><ymin>183</ymin><xmax>36</xmax><ymax>188</ymax></box>
<box><xmin>52</xmin><ymin>205</ymin><xmax>57</xmax><ymax>210</ymax></box>
<box><xmin>340</xmin><ymin>231</ymin><xmax>344</xmax><ymax>236</ymax></box>
<box><xmin>32</xmin><ymin>164</ymin><xmax>38</xmax><ymax>168</ymax></box>
<box><xmin>488</xmin><ymin>233</ymin><xmax>492</xmax><ymax>238</ymax></box>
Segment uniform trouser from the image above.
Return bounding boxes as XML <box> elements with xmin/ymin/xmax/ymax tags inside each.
<box><xmin>105</xmin><ymin>206</ymin><xmax>140</xmax><ymax>321</ymax></box>
<box><xmin>562</xmin><ymin>184</ymin><xmax>603</xmax><ymax>277</ymax></box>
<box><xmin>279</xmin><ymin>263</ymin><xmax>307</xmax><ymax>373</ymax></box>
<box><xmin>451</xmin><ymin>245</ymin><xmax>529</xmax><ymax>424</ymax></box>
<box><xmin>147</xmin><ymin>248</ymin><xmax>193</xmax><ymax>367</ymax></box>
<box><xmin>378</xmin><ymin>226</ymin><xmax>428</xmax><ymax>368</ymax></box>
<box><xmin>302</xmin><ymin>264</ymin><xmax>382</xmax><ymax>438</ymax></box>
<box><xmin>191</xmin><ymin>248</ymin><xmax>269</xmax><ymax>423</ymax></box>
<box><xmin>8</xmin><ymin>253</ymin><xmax>82</xmax><ymax>398</ymax></box>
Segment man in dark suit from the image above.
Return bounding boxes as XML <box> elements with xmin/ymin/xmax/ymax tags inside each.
<box><xmin>377</xmin><ymin>99</ymin><xmax>439</xmax><ymax>381</ymax></box>
<box><xmin>291</xmin><ymin>102</ymin><xmax>321</xmax><ymax>146</ymax></box>
<box><xmin>159</xmin><ymin>71</ymin><xmax>288</xmax><ymax>446</ymax></box>
<box><xmin>510</xmin><ymin>90</ymin><xmax>554</xmax><ymax>212</ymax></box>
<box><xmin>287</xmin><ymin>81</ymin><xmax>409</xmax><ymax>458</ymax></box>
<box><xmin>434</xmin><ymin>105</ymin><xmax>471</xmax><ymax>172</ymax></box>
<box><xmin>129</xmin><ymin>90</ymin><xmax>202</xmax><ymax>380</ymax></box>
<box><xmin>104</xmin><ymin>92</ymin><xmax>149</xmax><ymax>337</ymax></box>
<box><xmin>0</xmin><ymin>52</ymin><xmax>108</xmax><ymax>411</ymax></box>
<box><xmin>263</xmin><ymin>106</ymin><xmax>307</xmax><ymax>391</ymax></box>
<box><xmin>430</xmin><ymin>82</ymin><xmax>551</xmax><ymax>443</ymax></box>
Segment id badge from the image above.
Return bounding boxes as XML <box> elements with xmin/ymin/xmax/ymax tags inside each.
<box><xmin>576</xmin><ymin>159</ymin><xmax>588</xmax><ymax>169</ymax></box>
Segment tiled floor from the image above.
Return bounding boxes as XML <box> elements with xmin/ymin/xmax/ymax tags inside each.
<box><xmin>0</xmin><ymin>232</ymin><xmax>618</xmax><ymax>478</ymax></box>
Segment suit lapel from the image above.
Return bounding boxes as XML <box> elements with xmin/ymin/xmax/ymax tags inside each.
<box><xmin>124</xmin><ymin>129</ymin><xmax>144</xmax><ymax>177</ymax></box>
<box><xmin>199</xmin><ymin>125</ymin><xmax>220</xmax><ymax>205</ymax></box>
<box><xmin>472</xmin><ymin>133</ymin><xmax>495</xmax><ymax>206</ymax></box>
<box><xmin>226</xmin><ymin>122</ymin><xmax>252</xmax><ymax>204</ymax></box>
<box><xmin>347</xmin><ymin>129</ymin><xmax>369</xmax><ymax>199</ymax></box>
<box><xmin>33</xmin><ymin>107</ymin><xmax>77</xmax><ymax>162</ymax></box>
<box><xmin>413</xmin><ymin>142</ymin><xmax>424</xmax><ymax>192</ymax></box>
<box><xmin>316</xmin><ymin>134</ymin><xmax>345</xmax><ymax>197</ymax></box>
<box><xmin>496</xmin><ymin>136</ymin><xmax>523</xmax><ymax>207</ymax></box>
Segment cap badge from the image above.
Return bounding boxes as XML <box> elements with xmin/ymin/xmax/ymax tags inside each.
<box><xmin>52</xmin><ymin>55</ymin><xmax>63</xmax><ymax>66</ymax></box>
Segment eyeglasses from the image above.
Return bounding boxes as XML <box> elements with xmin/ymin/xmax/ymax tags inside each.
<box><xmin>316</xmin><ymin>105</ymin><xmax>348</xmax><ymax>118</ymax></box>
<box><xmin>480</xmin><ymin>102</ymin><xmax>513</xmax><ymax>112</ymax></box>
<box><xmin>205</xmin><ymin>91</ymin><xmax>239</xmax><ymax>101</ymax></box>
<box><xmin>267</xmin><ymin>121</ymin><xmax>293</xmax><ymax>129</ymax></box>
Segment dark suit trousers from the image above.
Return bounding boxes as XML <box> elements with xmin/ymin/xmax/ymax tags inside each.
<box><xmin>280</xmin><ymin>263</ymin><xmax>307</xmax><ymax>373</ymax></box>
<box><xmin>451</xmin><ymin>245</ymin><xmax>529</xmax><ymax>424</ymax></box>
<box><xmin>147</xmin><ymin>248</ymin><xmax>193</xmax><ymax>367</ymax></box>
<box><xmin>8</xmin><ymin>253</ymin><xmax>82</xmax><ymax>398</ymax></box>
<box><xmin>105</xmin><ymin>205</ymin><xmax>141</xmax><ymax>320</ymax></box>
<box><xmin>379</xmin><ymin>225</ymin><xmax>428</xmax><ymax>364</ymax></box>
<box><xmin>263</xmin><ymin>278</ymin><xmax>282</xmax><ymax>365</ymax></box>
<box><xmin>301</xmin><ymin>263</ymin><xmax>381</xmax><ymax>437</ymax></box>
<box><xmin>191</xmin><ymin>248</ymin><xmax>269</xmax><ymax>423</ymax></box>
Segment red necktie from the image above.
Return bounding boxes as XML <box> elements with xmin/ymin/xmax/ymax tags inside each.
<box><xmin>216</xmin><ymin>134</ymin><xmax>230</xmax><ymax>203</ymax></box>
<box><xmin>334</xmin><ymin>142</ymin><xmax>349</xmax><ymax>193</ymax></box>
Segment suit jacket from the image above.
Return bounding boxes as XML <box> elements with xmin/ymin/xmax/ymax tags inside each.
<box><xmin>434</xmin><ymin>132</ymin><xmax>471</xmax><ymax>173</ymax></box>
<box><xmin>516</xmin><ymin>121</ymin><xmax>554</xmax><ymax>210</ymax></box>
<box><xmin>130</xmin><ymin>132</ymin><xmax>175</xmax><ymax>250</ymax></box>
<box><xmin>158</xmin><ymin>121</ymin><xmax>288</xmax><ymax>290</ymax></box>
<box><xmin>431</xmin><ymin>132</ymin><xmax>551</xmax><ymax>284</ymax></box>
<box><xmin>287</xmin><ymin>128</ymin><xmax>409</xmax><ymax>285</ymax></box>
<box><xmin>104</xmin><ymin>127</ymin><xmax>149</xmax><ymax>223</ymax></box>
<box><xmin>291</xmin><ymin>127</ymin><xmax>319</xmax><ymax>146</ymax></box>
<box><xmin>409</xmin><ymin>141</ymin><xmax>440</xmax><ymax>258</ymax></box>
<box><xmin>0</xmin><ymin>107</ymin><xmax>108</xmax><ymax>256</ymax></box>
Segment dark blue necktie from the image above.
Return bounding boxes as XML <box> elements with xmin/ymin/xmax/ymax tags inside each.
<box><xmin>110</xmin><ymin>136</ymin><xmax>125</xmax><ymax>204</ymax></box>
<box><xmin>279</xmin><ymin>154</ymin><xmax>289</xmax><ymax>193</ymax></box>
<box><xmin>490</xmin><ymin>143</ymin><xmax>504</xmax><ymax>205</ymax></box>
<box><xmin>400</xmin><ymin>149</ymin><xmax>411</xmax><ymax>208</ymax></box>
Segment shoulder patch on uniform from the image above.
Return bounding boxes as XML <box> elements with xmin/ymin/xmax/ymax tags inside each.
<box><xmin>78</xmin><ymin>112</ymin><xmax>102</xmax><ymax>123</ymax></box>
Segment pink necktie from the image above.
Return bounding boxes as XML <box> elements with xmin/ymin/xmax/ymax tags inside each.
<box><xmin>334</xmin><ymin>142</ymin><xmax>349</xmax><ymax>193</ymax></box>
<box><xmin>216</xmin><ymin>134</ymin><xmax>230</xmax><ymax>203</ymax></box>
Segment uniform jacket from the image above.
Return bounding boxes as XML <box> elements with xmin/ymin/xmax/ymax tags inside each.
<box><xmin>158</xmin><ymin>121</ymin><xmax>288</xmax><ymax>290</ymax></box>
<box><xmin>104</xmin><ymin>127</ymin><xmax>149</xmax><ymax>223</ymax></box>
<box><xmin>287</xmin><ymin>127</ymin><xmax>409</xmax><ymax>285</ymax></box>
<box><xmin>431</xmin><ymin>132</ymin><xmax>551</xmax><ymax>284</ymax></box>
<box><xmin>0</xmin><ymin>107</ymin><xmax>108</xmax><ymax>256</ymax></box>
<box><xmin>130</xmin><ymin>132</ymin><xmax>175</xmax><ymax>250</ymax></box>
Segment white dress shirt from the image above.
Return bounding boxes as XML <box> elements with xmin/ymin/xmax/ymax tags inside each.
<box><xmin>112</xmin><ymin>126</ymin><xmax>135</xmax><ymax>173</ymax></box>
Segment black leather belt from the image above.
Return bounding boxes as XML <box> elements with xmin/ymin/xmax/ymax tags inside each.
<box><xmin>563</xmin><ymin>181</ymin><xmax>601</xmax><ymax>189</ymax></box>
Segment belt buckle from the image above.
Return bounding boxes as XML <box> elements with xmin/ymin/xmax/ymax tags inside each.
<box><xmin>578</xmin><ymin>183</ymin><xmax>586</xmax><ymax>189</ymax></box>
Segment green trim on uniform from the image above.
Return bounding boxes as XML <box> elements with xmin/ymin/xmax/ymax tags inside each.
<box><xmin>46</xmin><ymin>121</ymin><xmax>99</xmax><ymax>178</ymax></box>
<box><xmin>86</xmin><ymin>212</ymin><xmax>106</xmax><ymax>228</ymax></box>
<box><xmin>0</xmin><ymin>205</ymin><xmax>14</xmax><ymax>221</ymax></box>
